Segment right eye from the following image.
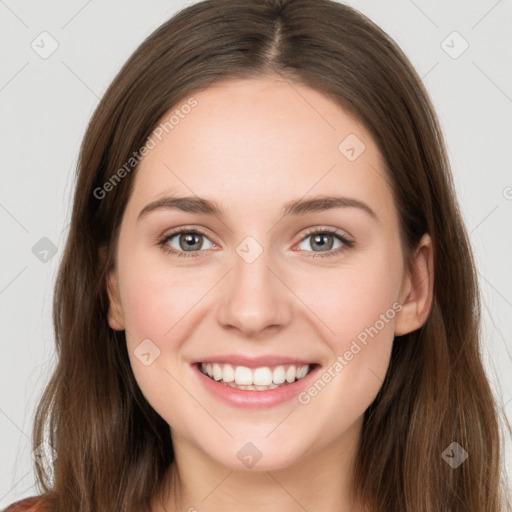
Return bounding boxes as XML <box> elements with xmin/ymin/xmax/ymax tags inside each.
<box><xmin>158</xmin><ymin>228</ymin><xmax>216</xmax><ymax>258</ymax></box>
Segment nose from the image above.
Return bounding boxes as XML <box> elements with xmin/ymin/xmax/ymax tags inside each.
<box><xmin>216</xmin><ymin>246</ymin><xmax>293</xmax><ymax>338</ymax></box>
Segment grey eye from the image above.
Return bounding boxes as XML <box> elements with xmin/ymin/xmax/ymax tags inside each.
<box><xmin>167</xmin><ymin>232</ymin><xmax>214</xmax><ymax>252</ymax></box>
<box><xmin>297</xmin><ymin>232</ymin><xmax>345</xmax><ymax>252</ymax></box>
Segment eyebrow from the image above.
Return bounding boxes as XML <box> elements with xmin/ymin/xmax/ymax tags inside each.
<box><xmin>137</xmin><ymin>194</ymin><xmax>377</xmax><ymax>221</ymax></box>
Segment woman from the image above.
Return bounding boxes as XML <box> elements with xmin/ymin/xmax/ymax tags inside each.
<box><xmin>4</xmin><ymin>0</ymin><xmax>510</xmax><ymax>510</ymax></box>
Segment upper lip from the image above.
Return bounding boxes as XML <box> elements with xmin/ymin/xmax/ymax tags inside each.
<box><xmin>193</xmin><ymin>354</ymin><xmax>318</xmax><ymax>368</ymax></box>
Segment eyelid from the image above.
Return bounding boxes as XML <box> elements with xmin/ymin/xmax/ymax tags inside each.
<box><xmin>294</xmin><ymin>225</ymin><xmax>353</xmax><ymax>245</ymax></box>
<box><xmin>160</xmin><ymin>225</ymin><xmax>217</xmax><ymax>244</ymax></box>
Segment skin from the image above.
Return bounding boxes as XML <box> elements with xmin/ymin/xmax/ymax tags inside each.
<box><xmin>105</xmin><ymin>75</ymin><xmax>433</xmax><ymax>512</ymax></box>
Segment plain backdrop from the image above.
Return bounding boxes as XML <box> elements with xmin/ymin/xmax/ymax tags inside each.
<box><xmin>1</xmin><ymin>0</ymin><xmax>511</xmax><ymax>507</ymax></box>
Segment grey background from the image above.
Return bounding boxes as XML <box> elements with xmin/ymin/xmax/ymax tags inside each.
<box><xmin>1</xmin><ymin>0</ymin><xmax>511</xmax><ymax>507</ymax></box>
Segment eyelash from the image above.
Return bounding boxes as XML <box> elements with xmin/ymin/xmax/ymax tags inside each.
<box><xmin>157</xmin><ymin>226</ymin><xmax>354</xmax><ymax>259</ymax></box>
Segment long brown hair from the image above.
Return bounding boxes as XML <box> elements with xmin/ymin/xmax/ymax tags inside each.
<box><xmin>30</xmin><ymin>1</ymin><xmax>510</xmax><ymax>510</ymax></box>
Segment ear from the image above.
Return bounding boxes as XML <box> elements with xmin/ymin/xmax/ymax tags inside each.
<box><xmin>99</xmin><ymin>246</ymin><xmax>125</xmax><ymax>331</ymax></box>
<box><xmin>394</xmin><ymin>233</ymin><xmax>434</xmax><ymax>336</ymax></box>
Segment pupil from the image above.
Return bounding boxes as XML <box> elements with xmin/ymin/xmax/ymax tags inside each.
<box><xmin>181</xmin><ymin>233</ymin><xmax>201</xmax><ymax>251</ymax></box>
<box><xmin>313</xmin><ymin>234</ymin><xmax>332</xmax><ymax>251</ymax></box>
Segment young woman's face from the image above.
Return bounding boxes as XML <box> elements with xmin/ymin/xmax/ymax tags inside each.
<box><xmin>107</xmin><ymin>76</ymin><xmax>422</xmax><ymax>472</ymax></box>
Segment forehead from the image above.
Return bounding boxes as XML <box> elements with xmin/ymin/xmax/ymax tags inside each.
<box><xmin>126</xmin><ymin>77</ymin><xmax>394</xmax><ymax>223</ymax></box>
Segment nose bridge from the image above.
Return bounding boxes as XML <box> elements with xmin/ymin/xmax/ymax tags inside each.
<box><xmin>216</xmin><ymin>235</ymin><xmax>292</xmax><ymax>336</ymax></box>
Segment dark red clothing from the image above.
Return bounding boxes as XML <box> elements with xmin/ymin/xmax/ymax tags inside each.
<box><xmin>2</xmin><ymin>496</ymin><xmax>50</xmax><ymax>512</ymax></box>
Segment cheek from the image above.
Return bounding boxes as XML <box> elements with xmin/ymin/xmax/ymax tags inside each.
<box><xmin>119</xmin><ymin>251</ymin><xmax>211</xmax><ymax>344</ymax></box>
<box><xmin>117</xmin><ymin>255</ymin><xmax>210</xmax><ymax>420</ymax></box>
<box><xmin>294</xmin><ymin>254</ymin><xmax>402</xmax><ymax>349</ymax></box>
<box><xmin>291</xmin><ymin>250</ymin><xmax>402</xmax><ymax>406</ymax></box>
<box><xmin>115</xmin><ymin>252</ymin><xmax>191</xmax><ymax>380</ymax></box>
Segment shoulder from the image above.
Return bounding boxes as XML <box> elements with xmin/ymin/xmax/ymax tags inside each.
<box><xmin>2</xmin><ymin>496</ymin><xmax>51</xmax><ymax>512</ymax></box>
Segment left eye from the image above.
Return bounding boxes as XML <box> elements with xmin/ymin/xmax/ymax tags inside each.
<box><xmin>297</xmin><ymin>230</ymin><xmax>350</xmax><ymax>254</ymax></box>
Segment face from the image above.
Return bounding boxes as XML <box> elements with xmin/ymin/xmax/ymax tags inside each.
<box><xmin>106</xmin><ymin>76</ymin><xmax>432</xmax><ymax>473</ymax></box>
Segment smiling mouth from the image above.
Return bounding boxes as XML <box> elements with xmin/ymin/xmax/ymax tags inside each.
<box><xmin>198</xmin><ymin>362</ymin><xmax>317</xmax><ymax>391</ymax></box>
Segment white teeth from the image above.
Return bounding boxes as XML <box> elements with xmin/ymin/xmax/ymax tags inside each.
<box><xmin>212</xmin><ymin>363</ymin><xmax>222</xmax><ymax>381</ymax></box>
<box><xmin>296</xmin><ymin>365</ymin><xmax>308</xmax><ymax>379</ymax></box>
<box><xmin>234</xmin><ymin>366</ymin><xmax>253</xmax><ymax>385</ymax></box>
<box><xmin>222</xmin><ymin>363</ymin><xmax>235</xmax><ymax>382</ymax></box>
<box><xmin>285</xmin><ymin>366</ymin><xmax>296</xmax><ymax>383</ymax></box>
<box><xmin>272</xmin><ymin>365</ymin><xmax>286</xmax><ymax>384</ymax></box>
<box><xmin>200</xmin><ymin>362</ymin><xmax>311</xmax><ymax>387</ymax></box>
<box><xmin>253</xmin><ymin>367</ymin><xmax>273</xmax><ymax>386</ymax></box>
<box><xmin>224</xmin><ymin>382</ymin><xmax>280</xmax><ymax>391</ymax></box>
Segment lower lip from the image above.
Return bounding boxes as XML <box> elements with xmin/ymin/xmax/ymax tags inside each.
<box><xmin>193</xmin><ymin>363</ymin><xmax>321</xmax><ymax>409</ymax></box>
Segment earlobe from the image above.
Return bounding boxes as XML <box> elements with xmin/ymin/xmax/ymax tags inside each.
<box><xmin>99</xmin><ymin>246</ymin><xmax>125</xmax><ymax>331</ymax></box>
<box><xmin>394</xmin><ymin>233</ymin><xmax>434</xmax><ymax>336</ymax></box>
<box><xmin>106</xmin><ymin>269</ymin><xmax>125</xmax><ymax>331</ymax></box>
